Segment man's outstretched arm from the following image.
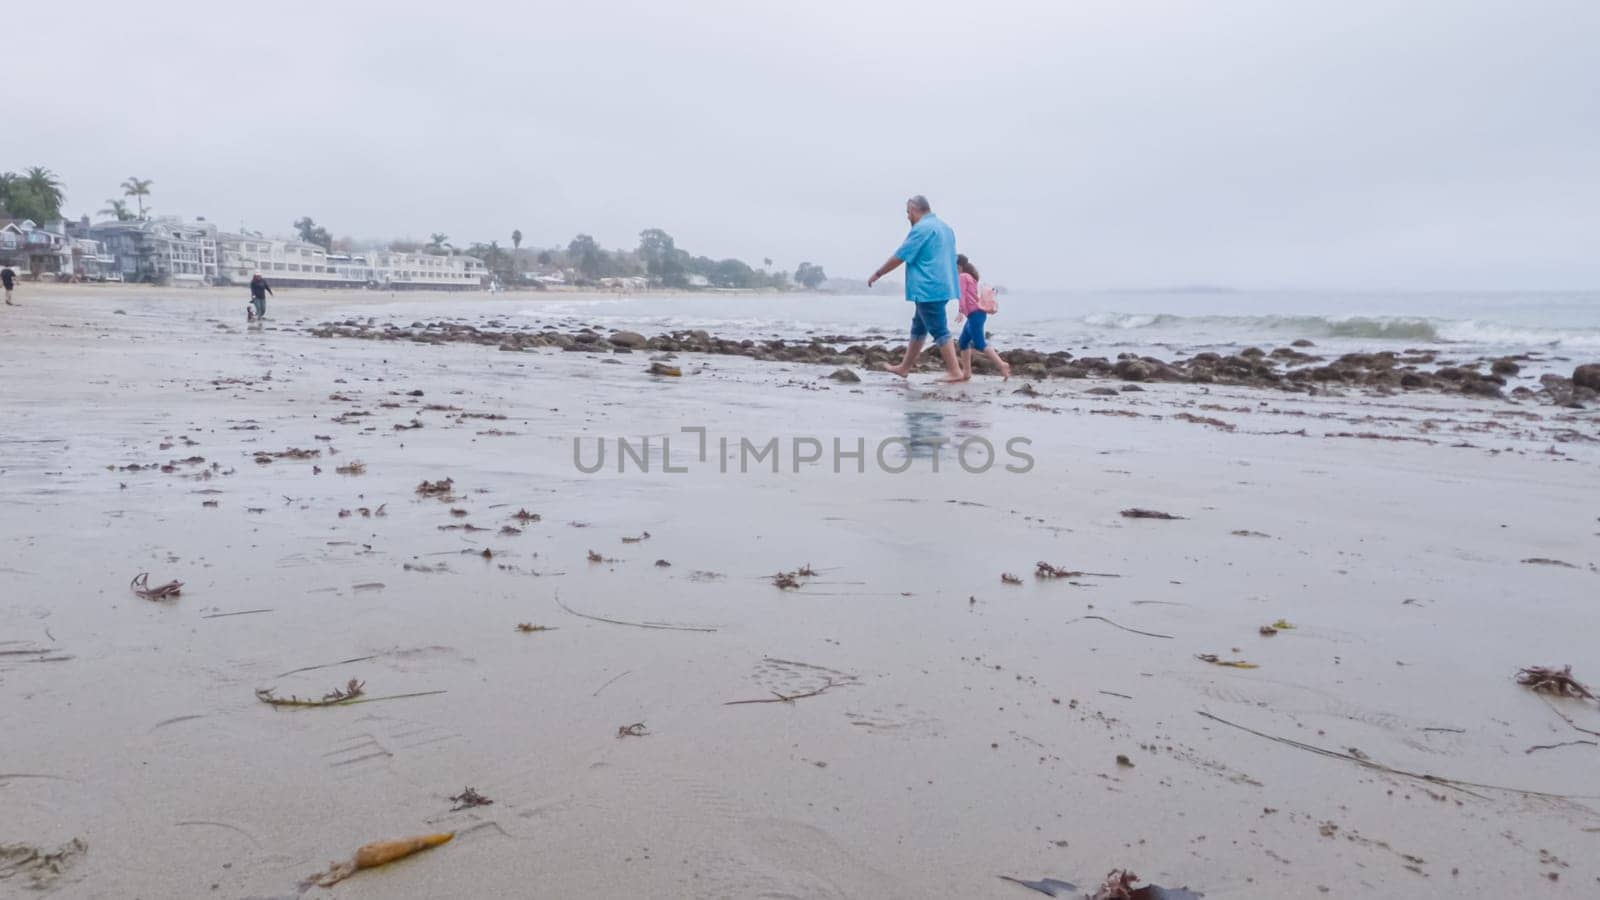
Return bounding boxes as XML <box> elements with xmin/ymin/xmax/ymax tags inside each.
<box><xmin>867</xmin><ymin>256</ymin><xmax>903</xmax><ymax>288</ymax></box>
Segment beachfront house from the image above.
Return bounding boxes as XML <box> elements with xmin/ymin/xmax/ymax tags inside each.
<box><xmin>67</xmin><ymin>236</ymin><xmax>119</xmax><ymax>281</ymax></box>
<box><xmin>89</xmin><ymin>218</ymin><xmax>219</xmax><ymax>285</ymax></box>
<box><xmin>0</xmin><ymin>218</ymin><xmax>117</xmax><ymax>281</ymax></box>
<box><xmin>0</xmin><ymin>219</ymin><xmax>66</xmax><ymax>277</ymax></box>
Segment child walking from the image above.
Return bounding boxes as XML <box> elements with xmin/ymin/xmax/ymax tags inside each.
<box><xmin>955</xmin><ymin>254</ymin><xmax>1009</xmax><ymax>380</ymax></box>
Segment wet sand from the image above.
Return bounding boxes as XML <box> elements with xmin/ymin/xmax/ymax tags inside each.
<box><xmin>2</xmin><ymin>287</ymin><xmax>1598</xmax><ymax>898</ymax></box>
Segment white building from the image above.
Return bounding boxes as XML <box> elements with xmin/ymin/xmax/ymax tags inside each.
<box><xmin>219</xmin><ymin>235</ymin><xmax>341</xmax><ymax>286</ymax></box>
<box><xmin>221</xmin><ymin>235</ymin><xmax>485</xmax><ymax>290</ymax></box>
<box><xmin>367</xmin><ymin>250</ymin><xmax>487</xmax><ymax>290</ymax></box>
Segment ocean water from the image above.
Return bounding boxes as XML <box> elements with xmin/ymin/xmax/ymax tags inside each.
<box><xmin>511</xmin><ymin>289</ymin><xmax>1600</xmax><ymax>374</ymax></box>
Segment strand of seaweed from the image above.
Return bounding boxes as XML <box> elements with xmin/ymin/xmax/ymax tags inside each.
<box><xmin>724</xmin><ymin>677</ymin><xmax>857</xmax><ymax>706</ymax></box>
<box><xmin>1197</xmin><ymin>711</ymin><xmax>1598</xmax><ymax>801</ymax></box>
<box><xmin>255</xmin><ymin>678</ymin><xmax>446</xmax><ymax>708</ymax></box>
<box><xmin>1065</xmin><ymin>615</ymin><xmax>1173</xmax><ymax>640</ymax></box>
<box><xmin>554</xmin><ymin>595</ymin><xmax>717</xmax><ymax>633</ymax></box>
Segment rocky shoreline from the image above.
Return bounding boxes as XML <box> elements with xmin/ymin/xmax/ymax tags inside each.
<box><xmin>307</xmin><ymin>318</ymin><xmax>1600</xmax><ymax>407</ymax></box>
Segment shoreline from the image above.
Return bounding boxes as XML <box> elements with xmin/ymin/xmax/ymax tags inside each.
<box><xmin>13</xmin><ymin>279</ymin><xmax>815</xmax><ymax>298</ymax></box>
<box><xmin>306</xmin><ymin>316</ymin><xmax>1600</xmax><ymax>408</ymax></box>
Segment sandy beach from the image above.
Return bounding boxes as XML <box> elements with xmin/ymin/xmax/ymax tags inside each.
<box><xmin>2</xmin><ymin>285</ymin><xmax>1598</xmax><ymax>898</ymax></box>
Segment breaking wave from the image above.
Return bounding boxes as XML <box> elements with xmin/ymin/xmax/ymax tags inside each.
<box><xmin>1078</xmin><ymin>312</ymin><xmax>1600</xmax><ymax>348</ymax></box>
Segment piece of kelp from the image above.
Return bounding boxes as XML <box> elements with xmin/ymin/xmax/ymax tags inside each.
<box><xmin>1001</xmin><ymin>873</ymin><xmax>1203</xmax><ymax>899</ymax></box>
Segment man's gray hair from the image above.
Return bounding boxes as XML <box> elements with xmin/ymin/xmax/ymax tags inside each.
<box><xmin>907</xmin><ymin>195</ymin><xmax>931</xmax><ymax>213</ymax></box>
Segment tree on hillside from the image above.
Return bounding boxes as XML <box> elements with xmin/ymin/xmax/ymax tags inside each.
<box><xmin>537</xmin><ymin>250</ymin><xmax>554</xmax><ymax>266</ymax></box>
<box><xmin>795</xmin><ymin>262</ymin><xmax>827</xmax><ymax>290</ymax></box>
<box><xmin>121</xmin><ymin>177</ymin><xmax>153</xmax><ymax>217</ymax></box>
<box><xmin>567</xmin><ymin>233</ymin><xmax>602</xmax><ymax>281</ymax></box>
<box><xmin>294</xmin><ymin>217</ymin><xmax>333</xmax><ymax>250</ymax></box>
<box><xmin>100</xmin><ymin>199</ymin><xmax>135</xmax><ymax>221</ymax></box>
<box><xmin>637</xmin><ymin>228</ymin><xmax>690</xmax><ymax>288</ymax></box>
<box><xmin>710</xmin><ymin>258</ymin><xmax>756</xmax><ymax>289</ymax></box>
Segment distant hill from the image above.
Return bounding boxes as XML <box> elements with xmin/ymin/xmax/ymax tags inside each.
<box><xmin>1107</xmin><ymin>284</ymin><xmax>1240</xmax><ymax>295</ymax></box>
<box><xmin>821</xmin><ymin>277</ymin><xmax>900</xmax><ymax>295</ymax></box>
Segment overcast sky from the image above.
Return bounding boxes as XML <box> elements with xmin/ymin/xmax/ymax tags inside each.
<box><xmin>11</xmin><ymin>0</ymin><xmax>1598</xmax><ymax>290</ymax></box>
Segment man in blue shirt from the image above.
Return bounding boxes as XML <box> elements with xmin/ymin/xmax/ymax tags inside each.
<box><xmin>867</xmin><ymin>195</ymin><xmax>964</xmax><ymax>382</ymax></box>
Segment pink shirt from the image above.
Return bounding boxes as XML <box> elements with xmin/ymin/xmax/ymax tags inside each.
<box><xmin>958</xmin><ymin>272</ymin><xmax>981</xmax><ymax>316</ymax></box>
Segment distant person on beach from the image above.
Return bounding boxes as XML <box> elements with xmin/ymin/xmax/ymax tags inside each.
<box><xmin>955</xmin><ymin>254</ymin><xmax>1009</xmax><ymax>381</ymax></box>
<box><xmin>867</xmin><ymin>195</ymin><xmax>965</xmax><ymax>382</ymax></box>
<box><xmin>2</xmin><ymin>265</ymin><xmax>16</xmax><ymax>305</ymax></box>
<box><xmin>248</xmin><ymin>272</ymin><xmax>273</xmax><ymax>321</ymax></box>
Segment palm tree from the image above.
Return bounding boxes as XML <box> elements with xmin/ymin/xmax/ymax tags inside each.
<box><xmin>511</xmin><ymin>229</ymin><xmax>522</xmax><ymax>251</ymax></box>
<box><xmin>121</xmin><ymin>177</ymin><xmax>153</xmax><ymax>217</ymax></box>
<box><xmin>763</xmin><ymin>257</ymin><xmax>773</xmax><ymax>268</ymax></box>
<box><xmin>23</xmin><ymin>167</ymin><xmax>64</xmax><ymax>218</ymax></box>
<box><xmin>428</xmin><ymin>232</ymin><xmax>449</xmax><ymax>254</ymax></box>
<box><xmin>100</xmin><ymin>199</ymin><xmax>133</xmax><ymax>221</ymax></box>
<box><xmin>0</xmin><ymin>172</ymin><xmax>17</xmax><ymax>215</ymax></box>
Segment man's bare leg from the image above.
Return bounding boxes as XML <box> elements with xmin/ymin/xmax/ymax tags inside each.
<box><xmin>937</xmin><ymin>340</ymin><xmax>965</xmax><ymax>383</ymax></box>
<box><xmin>884</xmin><ymin>338</ymin><xmax>924</xmax><ymax>378</ymax></box>
<box><xmin>982</xmin><ymin>348</ymin><xmax>1011</xmax><ymax>380</ymax></box>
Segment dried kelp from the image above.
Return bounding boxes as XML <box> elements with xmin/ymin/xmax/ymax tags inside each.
<box><xmin>130</xmin><ymin>573</ymin><xmax>183</xmax><ymax>600</ymax></box>
<box><xmin>416</xmin><ymin>478</ymin><xmax>455</xmax><ymax>499</ymax></box>
<box><xmin>1036</xmin><ymin>562</ymin><xmax>1120</xmax><ymax>580</ymax></box>
<box><xmin>1517</xmin><ymin>665</ymin><xmax>1595</xmax><ymax>700</ymax></box>
<box><xmin>773</xmin><ymin>564</ymin><xmax>817</xmax><ymax>588</ymax></box>
<box><xmin>1196</xmin><ymin>654</ymin><xmax>1258</xmax><ymax>669</ymax></box>
<box><xmin>1120</xmin><ymin>508</ymin><xmax>1185</xmax><ymax>520</ymax></box>
<box><xmin>448</xmin><ymin>788</ymin><xmax>492</xmax><ymax>811</ymax></box>
<box><xmin>304</xmin><ymin>833</ymin><xmax>453</xmax><ymax>888</ymax></box>
<box><xmin>254</xmin><ymin>447</ymin><xmax>320</xmax><ymax>463</ymax></box>
<box><xmin>256</xmin><ymin>678</ymin><xmax>365</xmax><ymax>707</ymax></box>
<box><xmin>1000</xmin><ymin>870</ymin><xmax>1203</xmax><ymax>899</ymax></box>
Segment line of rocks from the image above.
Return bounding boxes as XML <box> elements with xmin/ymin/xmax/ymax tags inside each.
<box><xmin>306</xmin><ymin>319</ymin><xmax>1599</xmax><ymax>408</ymax></box>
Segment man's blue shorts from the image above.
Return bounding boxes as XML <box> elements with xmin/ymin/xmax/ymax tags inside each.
<box><xmin>908</xmin><ymin>300</ymin><xmax>951</xmax><ymax>346</ymax></box>
<box><xmin>958</xmin><ymin>310</ymin><xmax>988</xmax><ymax>351</ymax></box>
